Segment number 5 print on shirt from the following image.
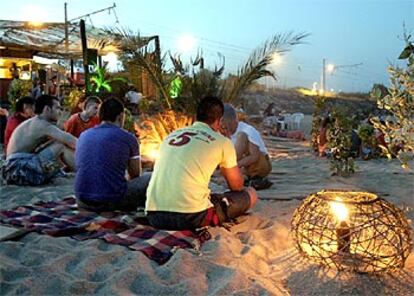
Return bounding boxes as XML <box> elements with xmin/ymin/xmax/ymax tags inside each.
<box><xmin>168</xmin><ymin>131</ymin><xmax>198</xmax><ymax>146</ymax></box>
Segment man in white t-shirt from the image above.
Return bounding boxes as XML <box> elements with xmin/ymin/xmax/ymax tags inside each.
<box><xmin>221</xmin><ymin>104</ymin><xmax>272</xmax><ymax>189</ymax></box>
<box><xmin>145</xmin><ymin>97</ymin><xmax>257</xmax><ymax>230</ymax></box>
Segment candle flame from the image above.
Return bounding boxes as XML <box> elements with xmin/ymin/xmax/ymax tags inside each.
<box><xmin>330</xmin><ymin>200</ymin><xmax>348</xmax><ymax>221</ymax></box>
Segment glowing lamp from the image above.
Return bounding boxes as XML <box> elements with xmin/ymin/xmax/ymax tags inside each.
<box><xmin>291</xmin><ymin>190</ymin><xmax>413</xmax><ymax>273</ymax></box>
<box><xmin>177</xmin><ymin>34</ymin><xmax>196</xmax><ymax>53</ymax></box>
<box><xmin>326</xmin><ymin>63</ymin><xmax>335</xmax><ymax>73</ymax></box>
<box><xmin>28</xmin><ymin>21</ymin><xmax>43</xmax><ymax>27</ymax></box>
<box><xmin>330</xmin><ymin>199</ymin><xmax>350</xmax><ymax>253</ymax></box>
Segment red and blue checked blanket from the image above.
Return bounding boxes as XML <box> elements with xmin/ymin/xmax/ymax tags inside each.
<box><xmin>0</xmin><ymin>196</ymin><xmax>211</xmax><ymax>264</ymax></box>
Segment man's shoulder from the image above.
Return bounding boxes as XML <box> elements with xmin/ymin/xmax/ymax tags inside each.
<box><xmin>239</xmin><ymin>121</ymin><xmax>254</xmax><ymax>130</ymax></box>
<box><xmin>85</xmin><ymin>124</ymin><xmax>135</xmax><ymax>141</ymax></box>
<box><xmin>68</xmin><ymin>113</ymin><xmax>80</xmax><ymax>120</ymax></box>
<box><xmin>239</xmin><ymin>121</ymin><xmax>259</xmax><ymax>135</ymax></box>
<box><xmin>18</xmin><ymin>116</ymin><xmax>39</xmax><ymax>129</ymax></box>
<box><xmin>15</xmin><ymin>117</ymin><xmax>58</xmax><ymax>136</ymax></box>
<box><xmin>90</xmin><ymin>116</ymin><xmax>100</xmax><ymax>124</ymax></box>
<box><xmin>6</xmin><ymin>114</ymin><xmax>23</xmax><ymax>126</ymax></box>
<box><xmin>66</xmin><ymin>113</ymin><xmax>81</xmax><ymax>124</ymax></box>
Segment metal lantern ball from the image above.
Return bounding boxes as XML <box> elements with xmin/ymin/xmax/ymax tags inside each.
<box><xmin>291</xmin><ymin>190</ymin><xmax>413</xmax><ymax>273</ymax></box>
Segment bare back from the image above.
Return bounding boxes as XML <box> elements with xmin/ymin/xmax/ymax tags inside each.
<box><xmin>7</xmin><ymin>116</ymin><xmax>77</xmax><ymax>156</ymax></box>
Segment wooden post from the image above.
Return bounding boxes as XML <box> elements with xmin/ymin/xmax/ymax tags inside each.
<box><xmin>79</xmin><ymin>19</ymin><xmax>90</xmax><ymax>93</ymax></box>
<box><xmin>153</xmin><ymin>35</ymin><xmax>161</xmax><ymax>99</ymax></box>
<box><xmin>154</xmin><ymin>36</ymin><xmax>161</xmax><ymax>70</ymax></box>
<box><xmin>70</xmin><ymin>59</ymin><xmax>74</xmax><ymax>86</ymax></box>
<box><xmin>64</xmin><ymin>2</ymin><xmax>69</xmax><ymax>53</ymax></box>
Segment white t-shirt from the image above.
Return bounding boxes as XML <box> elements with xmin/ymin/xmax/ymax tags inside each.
<box><xmin>125</xmin><ymin>91</ymin><xmax>142</xmax><ymax>104</ymax></box>
<box><xmin>231</xmin><ymin>121</ymin><xmax>268</xmax><ymax>154</ymax></box>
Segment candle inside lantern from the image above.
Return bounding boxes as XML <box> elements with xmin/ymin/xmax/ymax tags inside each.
<box><xmin>330</xmin><ymin>200</ymin><xmax>351</xmax><ymax>253</ymax></box>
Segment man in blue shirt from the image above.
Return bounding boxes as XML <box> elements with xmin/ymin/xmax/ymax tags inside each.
<box><xmin>75</xmin><ymin>97</ymin><xmax>150</xmax><ymax>211</ymax></box>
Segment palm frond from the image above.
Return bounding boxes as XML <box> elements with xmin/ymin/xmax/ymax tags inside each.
<box><xmin>101</xmin><ymin>26</ymin><xmax>172</xmax><ymax>109</ymax></box>
<box><xmin>213</xmin><ymin>52</ymin><xmax>225</xmax><ymax>77</ymax></box>
<box><xmin>102</xmin><ymin>82</ymin><xmax>112</xmax><ymax>92</ymax></box>
<box><xmin>191</xmin><ymin>50</ymin><xmax>204</xmax><ymax>68</ymax></box>
<box><xmin>223</xmin><ymin>31</ymin><xmax>309</xmax><ymax>103</ymax></box>
<box><xmin>169</xmin><ymin>52</ymin><xmax>187</xmax><ymax>75</ymax></box>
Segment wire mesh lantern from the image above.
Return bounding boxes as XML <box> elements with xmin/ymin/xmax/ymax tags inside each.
<box><xmin>291</xmin><ymin>190</ymin><xmax>413</xmax><ymax>273</ymax></box>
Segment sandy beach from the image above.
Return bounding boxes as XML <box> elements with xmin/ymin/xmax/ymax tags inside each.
<box><xmin>1</xmin><ymin>117</ymin><xmax>413</xmax><ymax>295</ymax></box>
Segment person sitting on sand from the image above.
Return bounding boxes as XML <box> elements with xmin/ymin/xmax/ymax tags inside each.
<box><xmin>145</xmin><ymin>97</ymin><xmax>258</xmax><ymax>230</ymax></box>
<box><xmin>3</xmin><ymin>95</ymin><xmax>77</xmax><ymax>186</ymax></box>
<box><xmin>125</xmin><ymin>85</ymin><xmax>142</xmax><ymax>115</ymax></box>
<box><xmin>318</xmin><ymin>116</ymin><xmax>330</xmax><ymax>157</ymax></box>
<box><xmin>64</xmin><ymin>96</ymin><xmax>101</xmax><ymax>138</ymax></box>
<box><xmin>4</xmin><ymin>96</ymin><xmax>35</xmax><ymax>155</ymax></box>
<box><xmin>75</xmin><ymin>97</ymin><xmax>151</xmax><ymax>212</ymax></box>
<box><xmin>221</xmin><ymin>104</ymin><xmax>272</xmax><ymax>190</ymax></box>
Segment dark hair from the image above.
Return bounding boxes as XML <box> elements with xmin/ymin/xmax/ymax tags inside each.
<box><xmin>196</xmin><ymin>97</ymin><xmax>224</xmax><ymax>124</ymax></box>
<box><xmin>15</xmin><ymin>96</ymin><xmax>35</xmax><ymax>113</ymax></box>
<box><xmin>99</xmin><ymin>97</ymin><xmax>124</xmax><ymax>122</ymax></box>
<box><xmin>84</xmin><ymin>96</ymin><xmax>102</xmax><ymax>109</ymax></box>
<box><xmin>77</xmin><ymin>95</ymin><xmax>87</xmax><ymax>104</ymax></box>
<box><xmin>34</xmin><ymin>95</ymin><xmax>59</xmax><ymax>114</ymax></box>
<box><xmin>321</xmin><ymin>116</ymin><xmax>331</xmax><ymax>128</ymax></box>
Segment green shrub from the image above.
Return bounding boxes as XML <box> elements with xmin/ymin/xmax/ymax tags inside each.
<box><xmin>329</xmin><ymin>107</ymin><xmax>355</xmax><ymax>177</ymax></box>
<box><xmin>7</xmin><ymin>79</ymin><xmax>32</xmax><ymax>110</ymax></box>
<box><xmin>371</xmin><ymin>33</ymin><xmax>414</xmax><ymax>168</ymax></box>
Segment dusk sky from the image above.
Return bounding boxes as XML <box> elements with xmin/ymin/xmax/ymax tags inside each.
<box><xmin>1</xmin><ymin>0</ymin><xmax>413</xmax><ymax>92</ymax></box>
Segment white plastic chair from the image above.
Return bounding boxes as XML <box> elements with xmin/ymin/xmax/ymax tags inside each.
<box><xmin>291</xmin><ymin>113</ymin><xmax>304</xmax><ymax>130</ymax></box>
<box><xmin>264</xmin><ymin>116</ymin><xmax>279</xmax><ymax>128</ymax></box>
<box><xmin>277</xmin><ymin>113</ymin><xmax>292</xmax><ymax>130</ymax></box>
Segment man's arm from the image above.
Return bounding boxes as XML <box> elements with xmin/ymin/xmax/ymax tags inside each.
<box><xmin>127</xmin><ymin>158</ymin><xmax>141</xmax><ymax>179</ymax></box>
<box><xmin>220</xmin><ymin>165</ymin><xmax>244</xmax><ymax>191</ymax></box>
<box><xmin>238</xmin><ymin>141</ymin><xmax>260</xmax><ymax>168</ymax></box>
<box><xmin>45</xmin><ymin>124</ymin><xmax>77</xmax><ymax>149</ymax></box>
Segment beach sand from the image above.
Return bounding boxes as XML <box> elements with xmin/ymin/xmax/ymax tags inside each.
<box><xmin>1</xmin><ymin>117</ymin><xmax>413</xmax><ymax>295</ymax></box>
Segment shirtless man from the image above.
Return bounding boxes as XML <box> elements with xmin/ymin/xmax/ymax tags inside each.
<box><xmin>3</xmin><ymin>95</ymin><xmax>77</xmax><ymax>186</ymax></box>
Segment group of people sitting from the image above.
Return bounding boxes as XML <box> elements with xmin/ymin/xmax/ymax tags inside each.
<box><xmin>316</xmin><ymin>114</ymin><xmax>388</xmax><ymax>159</ymax></box>
<box><xmin>2</xmin><ymin>95</ymin><xmax>273</xmax><ymax>231</ymax></box>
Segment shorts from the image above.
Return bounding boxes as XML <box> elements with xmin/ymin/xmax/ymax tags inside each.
<box><xmin>146</xmin><ymin>190</ymin><xmax>251</xmax><ymax>230</ymax></box>
<box><xmin>246</xmin><ymin>153</ymin><xmax>272</xmax><ymax>178</ymax></box>
<box><xmin>2</xmin><ymin>149</ymin><xmax>61</xmax><ymax>186</ymax></box>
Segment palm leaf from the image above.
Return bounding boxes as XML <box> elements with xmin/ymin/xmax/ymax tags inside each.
<box><xmin>102</xmin><ymin>82</ymin><xmax>112</xmax><ymax>92</ymax></box>
<box><xmin>169</xmin><ymin>52</ymin><xmax>187</xmax><ymax>75</ymax></box>
<box><xmin>223</xmin><ymin>31</ymin><xmax>309</xmax><ymax>103</ymax></box>
<box><xmin>101</xmin><ymin>27</ymin><xmax>172</xmax><ymax>109</ymax></box>
<box><xmin>213</xmin><ymin>53</ymin><xmax>225</xmax><ymax>77</ymax></box>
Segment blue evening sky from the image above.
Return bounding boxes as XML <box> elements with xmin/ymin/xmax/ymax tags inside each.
<box><xmin>1</xmin><ymin>0</ymin><xmax>413</xmax><ymax>92</ymax></box>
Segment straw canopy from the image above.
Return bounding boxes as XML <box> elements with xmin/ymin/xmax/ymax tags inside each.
<box><xmin>0</xmin><ymin>20</ymin><xmax>156</xmax><ymax>59</ymax></box>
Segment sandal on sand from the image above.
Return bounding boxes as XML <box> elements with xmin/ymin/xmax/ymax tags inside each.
<box><xmin>246</xmin><ymin>177</ymin><xmax>273</xmax><ymax>191</ymax></box>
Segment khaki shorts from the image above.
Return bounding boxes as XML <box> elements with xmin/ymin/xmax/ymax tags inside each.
<box><xmin>246</xmin><ymin>153</ymin><xmax>272</xmax><ymax>178</ymax></box>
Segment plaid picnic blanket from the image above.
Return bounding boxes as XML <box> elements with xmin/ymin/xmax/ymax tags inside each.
<box><xmin>0</xmin><ymin>196</ymin><xmax>211</xmax><ymax>264</ymax></box>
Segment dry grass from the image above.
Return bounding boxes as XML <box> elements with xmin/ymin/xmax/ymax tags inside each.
<box><xmin>134</xmin><ymin>110</ymin><xmax>193</xmax><ymax>157</ymax></box>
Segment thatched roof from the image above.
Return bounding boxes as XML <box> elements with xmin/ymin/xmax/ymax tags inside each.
<box><xmin>0</xmin><ymin>20</ymin><xmax>155</xmax><ymax>59</ymax></box>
